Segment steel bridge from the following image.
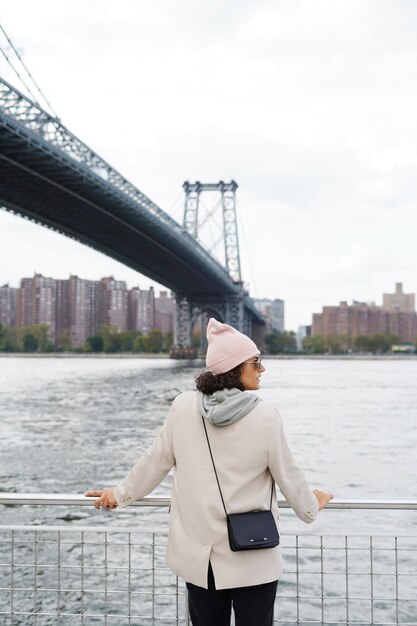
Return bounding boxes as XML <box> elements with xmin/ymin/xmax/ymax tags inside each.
<box><xmin>0</xmin><ymin>76</ymin><xmax>264</xmax><ymax>347</ymax></box>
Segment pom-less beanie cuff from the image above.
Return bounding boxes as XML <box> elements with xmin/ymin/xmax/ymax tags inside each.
<box><xmin>206</xmin><ymin>318</ymin><xmax>260</xmax><ymax>374</ymax></box>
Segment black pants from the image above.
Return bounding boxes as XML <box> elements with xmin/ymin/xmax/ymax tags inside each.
<box><xmin>186</xmin><ymin>563</ymin><xmax>278</xmax><ymax>626</ymax></box>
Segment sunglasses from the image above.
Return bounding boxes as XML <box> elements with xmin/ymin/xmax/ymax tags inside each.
<box><xmin>244</xmin><ymin>356</ymin><xmax>263</xmax><ymax>370</ymax></box>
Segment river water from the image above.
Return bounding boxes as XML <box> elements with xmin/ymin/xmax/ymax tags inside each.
<box><xmin>1</xmin><ymin>356</ymin><xmax>417</xmax><ymax>526</ymax></box>
<box><xmin>1</xmin><ymin>356</ymin><xmax>417</xmax><ymax>623</ymax></box>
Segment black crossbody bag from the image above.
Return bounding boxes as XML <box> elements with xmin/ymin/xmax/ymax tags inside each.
<box><xmin>202</xmin><ymin>417</ymin><xmax>280</xmax><ymax>552</ymax></box>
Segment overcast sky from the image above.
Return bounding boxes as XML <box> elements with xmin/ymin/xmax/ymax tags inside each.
<box><xmin>1</xmin><ymin>0</ymin><xmax>417</xmax><ymax>330</ymax></box>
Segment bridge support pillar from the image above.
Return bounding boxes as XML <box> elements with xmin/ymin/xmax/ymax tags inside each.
<box><xmin>174</xmin><ymin>294</ymin><xmax>192</xmax><ymax>346</ymax></box>
<box><xmin>171</xmin><ymin>292</ymin><xmax>256</xmax><ymax>359</ymax></box>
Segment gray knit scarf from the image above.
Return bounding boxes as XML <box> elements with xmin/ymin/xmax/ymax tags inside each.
<box><xmin>197</xmin><ymin>388</ymin><xmax>261</xmax><ymax>427</ymax></box>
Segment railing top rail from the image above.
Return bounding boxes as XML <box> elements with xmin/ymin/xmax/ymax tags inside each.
<box><xmin>1</xmin><ymin>493</ymin><xmax>417</xmax><ymax>510</ymax></box>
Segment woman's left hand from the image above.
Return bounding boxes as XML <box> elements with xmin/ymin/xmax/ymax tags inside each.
<box><xmin>84</xmin><ymin>488</ymin><xmax>118</xmax><ymax>510</ymax></box>
<box><xmin>313</xmin><ymin>489</ymin><xmax>333</xmax><ymax>510</ymax></box>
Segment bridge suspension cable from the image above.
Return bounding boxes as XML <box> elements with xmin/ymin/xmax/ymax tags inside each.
<box><xmin>235</xmin><ymin>197</ymin><xmax>259</xmax><ymax>298</ymax></box>
<box><xmin>0</xmin><ymin>23</ymin><xmax>59</xmax><ymax>118</ymax></box>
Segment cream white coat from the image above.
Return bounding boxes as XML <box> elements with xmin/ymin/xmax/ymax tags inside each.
<box><xmin>114</xmin><ymin>390</ymin><xmax>318</xmax><ymax>589</ymax></box>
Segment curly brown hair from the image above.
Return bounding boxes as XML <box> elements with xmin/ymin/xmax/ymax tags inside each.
<box><xmin>195</xmin><ymin>363</ymin><xmax>245</xmax><ymax>394</ymax></box>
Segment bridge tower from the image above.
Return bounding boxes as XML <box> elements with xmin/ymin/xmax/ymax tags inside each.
<box><xmin>183</xmin><ymin>180</ymin><xmax>242</xmax><ymax>283</ymax></box>
<box><xmin>174</xmin><ymin>180</ymin><xmax>251</xmax><ymax>354</ymax></box>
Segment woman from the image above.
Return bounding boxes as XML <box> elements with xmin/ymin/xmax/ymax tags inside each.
<box><xmin>86</xmin><ymin>318</ymin><xmax>332</xmax><ymax>626</ymax></box>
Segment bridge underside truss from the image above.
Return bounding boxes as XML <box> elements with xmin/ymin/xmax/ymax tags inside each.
<box><xmin>0</xmin><ymin>76</ymin><xmax>265</xmax><ymax>344</ymax></box>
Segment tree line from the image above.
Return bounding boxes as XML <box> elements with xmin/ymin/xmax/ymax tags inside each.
<box><xmin>1</xmin><ymin>325</ymin><xmax>415</xmax><ymax>355</ymax></box>
<box><xmin>264</xmin><ymin>331</ymin><xmax>415</xmax><ymax>355</ymax></box>
<box><xmin>302</xmin><ymin>333</ymin><xmax>405</xmax><ymax>354</ymax></box>
<box><xmin>0</xmin><ymin>325</ymin><xmax>174</xmax><ymax>353</ymax></box>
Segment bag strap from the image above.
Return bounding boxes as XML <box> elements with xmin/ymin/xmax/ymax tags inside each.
<box><xmin>202</xmin><ymin>416</ymin><xmax>228</xmax><ymax>516</ymax></box>
<box><xmin>201</xmin><ymin>416</ymin><xmax>274</xmax><ymax>514</ymax></box>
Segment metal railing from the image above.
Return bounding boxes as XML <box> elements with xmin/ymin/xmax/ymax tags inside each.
<box><xmin>1</xmin><ymin>494</ymin><xmax>417</xmax><ymax>625</ymax></box>
<box><xmin>2</xmin><ymin>493</ymin><xmax>417</xmax><ymax>510</ymax></box>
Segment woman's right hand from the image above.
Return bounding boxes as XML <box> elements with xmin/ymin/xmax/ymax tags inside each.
<box><xmin>313</xmin><ymin>489</ymin><xmax>333</xmax><ymax>510</ymax></box>
<box><xmin>84</xmin><ymin>488</ymin><xmax>118</xmax><ymax>509</ymax></box>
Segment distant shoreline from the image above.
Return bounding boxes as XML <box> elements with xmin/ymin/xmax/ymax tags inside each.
<box><xmin>0</xmin><ymin>353</ymin><xmax>416</xmax><ymax>360</ymax></box>
<box><xmin>0</xmin><ymin>353</ymin><xmax>171</xmax><ymax>359</ymax></box>
<box><xmin>266</xmin><ymin>354</ymin><xmax>417</xmax><ymax>360</ymax></box>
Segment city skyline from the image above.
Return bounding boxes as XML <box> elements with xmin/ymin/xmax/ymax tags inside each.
<box><xmin>0</xmin><ymin>272</ymin><xmax>285</xmax><ymax>337</ymax></box>
<box><xmin>0</xmin><ymin>273</ymin><xmax>176</xmax><ymax>348</ymax></box>
<box><xmin>2</xmin><ymin>2</ymin><xmax>417</xmax><ymax>330</ymax></box>
<box><xmin>0</xmin><ymin>271</ymin><xmax>172</xmax><ymax>297</ymax></box>
<box><xmin>2</xmin><ymin>273</ymin><xmax>414</xmax><ymax>336</ymax></box>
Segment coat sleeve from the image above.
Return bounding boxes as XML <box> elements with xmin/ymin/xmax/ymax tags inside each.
<box><xmin>267</xmin><ymin>408</ymin><xmax>319</xmax><ymax>524</ymax></box>
<box><xmin>113</xmin><ymin>402</ymin><xmax>176</xmax><ymax>508</ymax></box>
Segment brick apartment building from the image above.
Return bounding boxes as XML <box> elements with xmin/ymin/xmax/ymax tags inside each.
<box><xmin>154</xmin><ymin>291</ymin><xmax>175</xmax><ymax>335</ymax></box>
<box><xmin>128</xmin><ymin>286</ymin><xmax>155</xmax><ymax>334</ymax></box>
<box><xmin>66</xmin><ymin>276</ymin><xmax>101</xmax><ymax>347</ymax></box>
<box><xmin>16</xmin><ymin>275</ymin><xmax>58</xmax><ymax>341</ymax></box>
<box><xmin>312</xmin><ymin>283</ymin><xmax>417</xmax><ymax>344</ymax></box>
<box><xmin>99</xmin><ymin>277</ymin><xmax>128</xmax><ymax>331</ymax></box>
<box><xmin>0</xmin><ymin>284</ymin><xmax>17</xmax><ymax>327</ymax></box>
<box><xmin>383</xmin><ymin>282</ymin><xmax>415</xmax><ymax>313</ymax></box>
<box><xmin>1</xmin><ymin>274</ymin><xmax>175</xmax><ymax>348</ymax></box>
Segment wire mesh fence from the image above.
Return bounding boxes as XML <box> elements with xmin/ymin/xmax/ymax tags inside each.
<box><xmin>0</xmin><ymin>495</ymin><xmax>417</xmax><ymax>625</ymax></box>
<box><xmin>0</xmin><ymin>525</ymin><xmax>187</xmax><ymax>625</ymax></box>
<box><xmin>1</xmin><ymin>524</ymin><xmax>417</xmax><ymax>625</ymax></box>
<box><xmin>277</xmin><ymin>533</ymin><xmax>417</xmax><ymax>625</ymax></box>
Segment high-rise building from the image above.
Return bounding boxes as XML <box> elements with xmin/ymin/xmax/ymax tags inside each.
<box><xmin>296</xmin><ymin>325</ymin><xmax>311</xmax><ymax>350</ymax></box>
<box><xmin>271</xmin><ymin>299</ymin><xmax>285</xmax><ymax>332</ymax></box>
<box><xmin>16</xmin><ymin>274</ymin><xmax>57</xmax><ymax>341</ymax></box>
<box><xmin>154</xmin><ymin>291</ymin><xmax>175</xmax><ymax>335</ymax></box>
<box><xmin>66</xmin><ymin>276</ymin><xmax>101</xmax><ymax>347</ymax></box>
<box><xmin>0</xmin><ymin>284</ymin><xmax>17</xmax><ymax>327</ymax></box>
<box><xmin>99</xmin><ymin>277</ymin><xmax>128</xmax><ymax>331</ymax></box>
<box><xmin>56</xmin><ymin>279</ymin><xmax>70</xmax><ymax>346</ymax></box>
<box><xmin>383</xmin><ymin>283</ymin><xmax>415</xmax><ymax>313</ymax></box>
<box><xmin>15</xmin><ymin>274</ymin><xmax>102</xmax><ymax>348</ymax></box>
<box><xmin>254</xmin><ymin>298</ymin><xmax>285</xmax><ymax>333</ymax></box>
<box><xmin>16</xmin><ymin>277</ymin><xmax>35</xmax><ymax>327</ymax></box>
<box><xmin>311</xmin><ymin>313</ymin><xmax>322</xmax><ymax>336</ymax></box>
<box><xmin>4</xmin><ymin>274</ymin><xmax>176</xmax><ymax>347</ymax></box>
<box><xmin>128</xmin><ymin>286</ymin><xmax>155</xmax><ymax>333</ymax></box>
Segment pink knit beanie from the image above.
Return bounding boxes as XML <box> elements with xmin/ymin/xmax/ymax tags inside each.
<box><xmin>206</xmin><ymin>318</ymin><xmax>260</xmax><ymax>374</ymax></box>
